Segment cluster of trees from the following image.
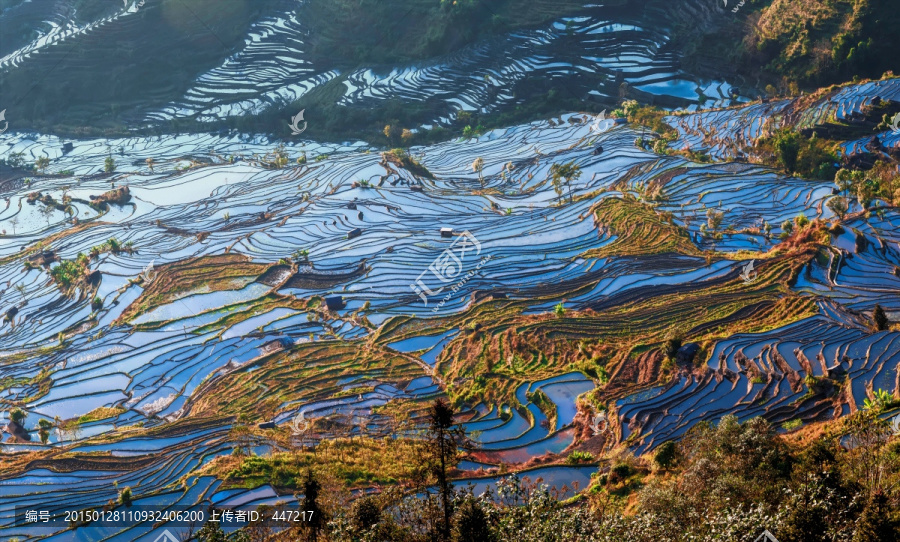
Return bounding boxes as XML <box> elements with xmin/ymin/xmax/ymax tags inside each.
<box><xmin>190</xmin><ymin>401</ymin><xmax>900</xmax><ymax>542</ymax></box>
<box><xmin>632</xmin><ymin>411</ymin><xmax>900</xmax><ymax>542</ymax></box>
<box><xmin>1</xmin><ymin>152</ymin><xmax>54</xmax><ymax>174</ymax></box>
<box><xmin>687</xmin><ymin>0</ymin><xmax>900</xmax><ymax>89</ymax></box>
<box><xmin>262</xmin><ymin>145</ymin><xmax>291</xmax><ymax>169</ymax></box>
<box><xmin>773</xmin><ymin>211</ymin><xmax>812</xmax><ymax>241</ymax></box>
<box><xmin>49</xmin><ymin>254</ymin><xmax>91</xmax><ymax>291</ymax></box>
<box><xmin>620</xmin><ymin>100</ymin><xmax>675</xmax><ymax>140</ymax></box>
<box><xmin>383</xmin><ymin>125</ymin><xmax>415</xmax><ymax>151</ymax></box>
<box><xmin>198</xmin><ymin>398</ymin><xmax>472</xmax><ymax>541</ymax></box>
<box><xmin>302</xmin><ymin>0</ymin><xmax>581</xmax><ymax>67</ymax></box>
<box><xmin>828</xmin><ymin>163</ymin><xmax>900</xmax><ymax>220</ymax></box>
<box><xmin>699</xmin><ymin>207</ymin><xmax>725</xmax><ymax>239</ymax></box>
<box><xmin>759</xmin><ymin>129</ymin><xmax>837</xmax><ymax>180</ymax></box>
<box><xmin>873</xmin><ymin>304</ymin><xmax>892</xmax><ymax>332</ymax></box>
<box><xmin>752</xmin><ymin>131</ymin><xmax>899</xmax><ymax>219</ymax></box>
<box><xmin>382</xmin><ymin>108</ymin><xmax>491</xmax><ymax>151</ymax></box>
<box><xmin>383</xmin><ymin>148</ymin><xmax>433</xmax><ymax>179</ymax></box>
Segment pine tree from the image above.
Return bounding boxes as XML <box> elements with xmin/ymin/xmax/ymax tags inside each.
<box><xmin>426</xmin><ymin>398</ymin><xmax>468</xmax><ymax>541</ymax></box>
<box><xmin>300</xmin><ymin>469</ymin><xmax>326</xmax><ymax>542</ymax></box>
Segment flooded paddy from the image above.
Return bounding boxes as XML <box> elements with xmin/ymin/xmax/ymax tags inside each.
<box><xmin>1</xmin><ymin>0</ymin><xmax>899</xmax><ymax>537</ymax></box>
<box><xmin>2</xmin><ymin>93</ymin><xmax>900</xmax><ymax>535</ymax></box>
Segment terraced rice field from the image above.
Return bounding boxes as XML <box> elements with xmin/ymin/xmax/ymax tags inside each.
<box><xmin>0</xmin><ymin>0</ymin><xmax>740</xmax><ymax>135</ymax></box>
<box><xmin>1</xmin><ymin>90</ymin><xmax>899</xmax><ymax>537</ymax></box>
<box><xmin>668</xmin><ymin>78</ymin><xmax>900</xmax><ymax>163</ymax></box>
<box><xmin>1</xmin><ymin>1</ymin><xmax>899</xmax><ymax>540</ymax></box>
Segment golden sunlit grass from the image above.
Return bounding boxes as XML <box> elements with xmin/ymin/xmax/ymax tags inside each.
<box><xmin>755</xmin><ymin>0</ymin><xmax>844</xmax><ymax>43</ymax></box>
<box><xmin>76</xmin><ymin>406</ymin><xmax>127</xmax><ymax>424</ymax></box>
<box><xmin>417</xmin><ymin>216</ymin><xmax>824</xmax><ymax>409</ymax></box>
<box><xmin>199</xmin><ymin>436</ymin><xmax>428</xmax><ymax>490</ymax></box>
<box><xmin>187</xmin><ymin>341</ymin><xmax>423</xmax><ymax>421</ymax></box>
<box><xmin>583</xmin><ymin>197</ymin><xmax>705</xmax><ymax>258</ymax></box>
<box><xmin>116</xmin><ymin>254</ymin><xmax>275</xmax><ymax>323</ymax></box>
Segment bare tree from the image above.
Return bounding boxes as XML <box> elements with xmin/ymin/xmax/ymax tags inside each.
<box><xmin>472</xmin><ymin>157</ymin><xmax>485</xmax><ymax>188</ymax></box>
<box><xmin>35</xmin><ymin>156</ymin><xmax>50</xmax><ymax>174</ymax></box>
<box><xmin>706</xmin><ymin>208</ymin><xmax>724</xmax><ymax>236</ymax></box>
<box><xmin>827</xmin><ymin>196</ymin><xmax>848</xmax><ymax>221</ymax></box>
<box><xmin>39</xmin><ymin>205</ymin><xmax>55</xmax><ymax>227</ymax></box>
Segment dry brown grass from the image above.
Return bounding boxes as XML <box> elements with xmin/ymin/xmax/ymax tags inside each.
<box><xmin>115</xmin><ymin>254</ymin><xmax>274</xmax><ymax>323</ymax></box>
<box><xmin>583</xmin><ymin>197</ymin><xmax>705</xmax><ymax>259</ymax></box>
<box><xmin>186</xmin><ymin>341</ymin><xmax>424</xmax><ymax>422</ymax></box>
<box><xmin>198</xmin><ymin>436</ymin><xmax>428</xmax><ymax>490</ymax></box>
<box><xmin>432</xmin><ymin>221</ymin><xmax>829</xmax><ymax>409</ymax></box>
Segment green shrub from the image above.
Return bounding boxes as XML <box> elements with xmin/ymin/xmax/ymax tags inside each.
<box><xmin>9</xmin><ymin>408</ymin><xmax>26</xmax><ymax>425</ymax></box>
<box><xmin>118</xmin><ymin>486</ymin><xmax>132</xmax><ymax>505</ymax></box>
<box><xmin>454</xmin><ymin>498</ymin><xmax>493</xmax><ymax>542</ymax></box>
<box><xmin>50</xmin><ymin>259</ymin><xmax>85</xmax><ymax>289</ymax></box>
<box><xmin>782</xmin><ymin>419</ymin><xmax>803</xmax><ymax>431</ymax></box>
<box><xmin>349</xmin><ymin>495</ymin><xmax>381</xmax><ymax>533</ymax></box>
<box><xmin>863</xmin><ymin>388</ymin><xmax>897</xmax><ymax>411</ymax></box>
<box><xmin>566</xmin><ymin>451</ymin><xmax>594</xmax><ymax>464</ymax></box>
<box><xmin>611</xmin><ymin>462</ymin><xmax>634</xmax><ymax>479</ymax></box>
